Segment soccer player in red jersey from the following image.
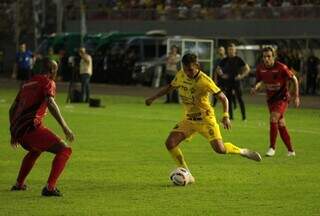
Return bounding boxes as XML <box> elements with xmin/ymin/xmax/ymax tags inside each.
<box><xmin>251</xmin><ymin>47</ymin><xmax>300</xmax><ymax>157</ymax></box>
<box><xmin>9</xmin><ymin>58</ymin><xmax>75</xmax><ymax>196</ymax></box>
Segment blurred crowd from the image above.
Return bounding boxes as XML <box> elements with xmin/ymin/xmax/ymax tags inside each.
<box><xmin>64</xmin><ymin>0</ymin><xmax>320</xmax><ymax>20</ymax></box>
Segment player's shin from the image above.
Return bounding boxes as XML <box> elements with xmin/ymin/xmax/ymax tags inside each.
<box><xmin>47</xmin><ymin>147</ymin><xmax>72</xmax><ymax>190</ymax></box>
<box><xmin>168</xmin><ymin>146</ymin><xmax>189</xmax><ymax>170</ymax></box>
<box><xmin>16</xmin><ymin>151</ymin><xmax>41</xmax><ymax>187</ymax></box>
<box><xmin>224</xmin><ymin>142</ymin><xmax>241</xmax><ymax>154</ymax></box>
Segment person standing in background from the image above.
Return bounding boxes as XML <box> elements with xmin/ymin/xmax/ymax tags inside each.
<box><xmin>12</xmin><ymin>43</ymin><xmax>34</xmax><ymax>81</ymax></box>
<box><xmin>78</xmin><ymin>47</ymin><xmax>92</xmax><ymax>103</ymax></box>
<box><xmin>216</xmin><ymin>43</ymin><xmax>250</xmax><ymax>120</ymax></box>
<box><xmin>212</xmin><ymin>46</ymin><xmax>226</xmax><ymax>106</ymax></box>
<box><xmin>165</xmin><ymin>45</ymin><xmax>181</xmax><ymax>103</ymax></box>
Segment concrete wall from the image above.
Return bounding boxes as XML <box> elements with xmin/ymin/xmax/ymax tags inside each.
<box><xmin>66</xmin><ymin>19</ymin><xmax>320</xmax><ymax>38</ymax></box>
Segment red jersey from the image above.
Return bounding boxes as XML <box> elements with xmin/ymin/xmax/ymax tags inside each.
<box><xmin>10</xmin><ymin>75</ymin><xmax>56</xmax><ymax>142</ymax></box>
<box><xmin>256</xmin><ymin>61</ymin><xmax>294</xmax><ymax>103</ymax></box>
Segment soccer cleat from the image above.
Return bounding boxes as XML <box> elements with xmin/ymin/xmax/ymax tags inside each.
<box><xmin>241</xmin><ymin>149</ymin><xmax>262</xmax><ymax>162</ymax></box>
<box><xmin>188</xmin><ymin>175</ymin><xmax>195</xmax><ymax>184</ymax></box>
<box><xmin>287</xmin><ymin>151</ymin><xmax>296</xmax><ymax>157</ymax></box>
<box><xmin>11</xmin><ymin>184</ymin><xmax>27</xmax><ymax>191</ymax></box>
<box><xmin>41</xmin><ymin>187</ymin><xmax>62</xmax><ymax>197</ymax></box>
<box><xmin>266</xmin><ymin>148</ymin><xmax>275</xmax><ymax>157</ymax></box>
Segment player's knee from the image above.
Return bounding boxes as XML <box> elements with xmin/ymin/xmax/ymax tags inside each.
<box><xmin>165</xmin><ymin>138</ymin><xmax>175</xmax><ymax>150</ymax></box>
<box><xmin>270</xmin><ymin>116</ymin><xmax>279</xmax><ymax>123</ymax></box>
<box><xmin>210</xmin><ymin>141</ymin><xmax>226</xmax><ymax>154</ymax></box>
<box><xmin>59</xmin><ymin>146</ymin><xmax>72</xmax><ymax>158</ymax></box>
<box><xmin>278</xmin><ymin>119</ymin><xmax>286</xmax><ymax>127</ymax></box>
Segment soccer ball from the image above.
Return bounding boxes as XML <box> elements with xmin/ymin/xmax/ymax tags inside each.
<box><xmin>169</xmin><ymin>167</ymin><xmax>190</xmax><ymax>186</ymax></box>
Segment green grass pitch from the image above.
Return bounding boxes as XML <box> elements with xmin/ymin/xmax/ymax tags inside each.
<box><xmin>0</xmin><ymin>89</ymin><xmax>319</xmax><ymax>216</ymax></box>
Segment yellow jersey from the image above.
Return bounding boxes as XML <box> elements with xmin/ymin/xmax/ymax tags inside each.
<box><xmin>171</xmin><ymin>69</ymin><xmax>221</xmax><ymax>118</ymax></box>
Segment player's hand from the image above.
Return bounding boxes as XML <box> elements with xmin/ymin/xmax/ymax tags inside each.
<box><xmin>294</xmin><ymin>96</ymin><xmax>300</xmax><ymax>108</ymax></box>
<box><xmin>250</xmin><ymin>87</ymin><xmax>256</xmax><ymax>95</ymax></box>
<box><xmin>235</xmin><ymin>75</ymin><xmax>242</xmax><ymax>80</ymax></box>
<box><xmin>222</xmin><ymin>117</ymin><xmax>232</xmax><ymax>130</ymax></box>
<box><xmin>63</xmin><ymin>126</ymin><xmax>75</xmax><ymax>142</ymax></box>
<box><xmin>145</xmin><ymin>97</ymin><xmax>154</xmax><ymax>106</ymax></box>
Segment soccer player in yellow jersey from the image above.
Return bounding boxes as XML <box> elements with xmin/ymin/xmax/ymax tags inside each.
<box><xmin>145</xmin><ymin>53</ymin><xmax>262</xmax><ymax>182</ymax></box>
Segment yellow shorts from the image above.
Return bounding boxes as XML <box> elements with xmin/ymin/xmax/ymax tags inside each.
<box><xmin>172</xmin><ymin>116</ymin><xmax>222</xmax><ymax>141</ymax></box>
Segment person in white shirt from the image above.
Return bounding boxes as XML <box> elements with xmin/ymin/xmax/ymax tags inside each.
<box><xmin>79</xmin><ymin>47</ymin><xmax>92</xmax><ymax>103</ymax></box>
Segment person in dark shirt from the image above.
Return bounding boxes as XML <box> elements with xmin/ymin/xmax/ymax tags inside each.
<box><xmin>216</xmin><ymin>43</ymin><xmax>250</xmax><ymax>120</ymax></box>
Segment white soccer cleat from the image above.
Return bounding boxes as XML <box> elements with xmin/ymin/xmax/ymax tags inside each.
<box><xmin>265</xmin><ymin>148</ymin><xmax>275</xmax><ymax>157</ymax></box>
<box><xmin>240</xmin><ymin>149</ymin><xmax>262</xmax><ymax>162</ymax></box>
<box><xmin>287</xmin><ymin>151</ymin><xmax>296</xmax><ymax>157</ymax></box>
<box><xmin>188</xmin><ymin>174</ymin><xmax>195</xmax><ymax>184</ymax></box>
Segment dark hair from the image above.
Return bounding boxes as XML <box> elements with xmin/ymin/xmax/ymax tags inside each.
<box><xmin>182</xmin><ymin>53</ymin><xmax>197</xmax><ymax>66</ymax></box>
<box><xmin>227</xmin><ymin>43</ymin><xmax>236</xmax><ymax>48</ymax></box>
<box><xmin>37</xmin><ymin>57</ymin><xmax>55</xmax><ymax>75</ymax></box>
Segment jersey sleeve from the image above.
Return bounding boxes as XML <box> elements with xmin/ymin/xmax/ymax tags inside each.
<box><xmin>170</xmin><ymin>71</ymin><xmax>181</xmax><ymax>87</ymax></box>
<box><xmin>206</xmin><ymin>77</ymin><xmax>221</xmax><ymax>95</ymax></box>
<box><xmin>281</xmin><ymin>64</ymin><xmax>294</xmax><ymax>79</ymax></box>
<box><xmin>237</xmin><ymin>57</ymin><xmax>246</xmax><ymax>67</ymax></box>
<box><xmin>43</xmin><ymin>80</ymin><xmax>56</xmax><ymax>97</ymax></box>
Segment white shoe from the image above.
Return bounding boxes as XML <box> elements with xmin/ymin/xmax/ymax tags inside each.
<box><xmin>266</xmin><ymin>148</ymin><xmax>275</xmax><ymax>157</ymax></box>
<box><xmin>287</xmin><ymin>151</ymin><xmax>296</xmax><ymax>157</ymax></box>
<box><xmin>188</xmin><ymin>175</ymin><xmax>195</xmax><ymax>184</ymax></box>
<box><xmin>240</xmin><ymin>149</ymin><xmax>262</xmax><ymax>162</ymax></box>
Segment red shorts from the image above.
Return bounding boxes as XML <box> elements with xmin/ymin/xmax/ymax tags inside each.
<box><xmin>268</xmin><ymin>100</ymin><xmax>288</xmax><ymax>118</ymax></box>
<box><xmin>21</xmin><ymin>126</ymin><xmax>62</xmax><ymax>152</ymax></box>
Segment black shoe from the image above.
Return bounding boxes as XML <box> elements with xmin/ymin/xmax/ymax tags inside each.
<box><xmin>11</xmin><ymin>184</ymin><xmax>27</xmax><ymax>191</ymax></box>
<box><xmin>41</xmin><ymin>187</ymin><xmax>62</xmax><ymax>197</ymax></box>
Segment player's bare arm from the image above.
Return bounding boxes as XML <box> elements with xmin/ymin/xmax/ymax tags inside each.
<box><xmin>290</xmin><ymin>75</ymin><xmax>300</xmax><ymax>107</ymax></box>
<box><xmin>145</xmin><ymin>84</ymin><xmax>177</xmax><ymax>106</ymax></box>
<box><xmin>236</xmin><ymin>64</ymin><xmax>250</xmax><ymax>80</ymax></box>
<box><xmin>216</xmin><ymin>92</ymin><xmax>231</xmax><ymax>130</ymax></box>
<box><xmin>47</xmin><ymin>96</ymin><xmax>75</xmax><ymax>142</ymax></box>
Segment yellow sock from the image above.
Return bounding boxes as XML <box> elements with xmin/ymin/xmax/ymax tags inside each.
<box><xmin>224</xmin><ymin>142</ymin><xmax>241</xmax><ymax>154</ymax></box>
<box><xmin>168</xmin><ymin>146</ymin><xmax>189</xmax><ymax>169</ymax></box>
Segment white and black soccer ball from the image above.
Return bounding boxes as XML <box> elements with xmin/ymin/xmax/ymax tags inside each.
<box><xmin>169</xmin><ymin>167</ymin><xmax>190</xmax><ymax>186</ymax></box>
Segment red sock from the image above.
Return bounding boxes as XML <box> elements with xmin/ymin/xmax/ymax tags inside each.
<box><xmin>278</xmin><ymin>126</ymin><xmax>293</xmax><ymax>152</ymax></box>
<box><xmin>16</xmin><ymin>151</ymin><xmax>41</xmax><ymax>186</ymax></box>
<box><xmin>47</xmin><ymin>147</ymin><xmax>72</xmax><ymax>190</ymax></box>
<box><xmin>269</xmin><ymin>122</ymin><xmax>278</xmax><ymax>149</ymax></box>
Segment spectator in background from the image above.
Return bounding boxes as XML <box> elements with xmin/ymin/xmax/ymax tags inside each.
<box><xmin>47</xmin><ymin>47</ymin><xmax>62</xmax><ymax>80</ymax></box>
<box><xmin>47</xmin><ymin>47</ymin><xmax>60</xmax><ymax>64</ymax></box>
<box><xmin>165</xmin><ymin>45</ymin><xmax>180</xmax><ymax>103</ymax></box>
<box><xmin>305</xmin><ymin>51</ymin><xmax>320</xmax><ymax>95</ymax></box>
<box><xmin>216</xmin><ymin>43</ymin><xmax>250</xmax><ymax>120</ymax></box>
<box><xmin>212</xmin><ymin>46</ymin><xmax>226</xmax><ymax>106</ymax></box>
<box><xmin>79</xmin><ymin>47</ymin><xmax>92</xmax><ymax>103</ymax></box>
<box><xmin>12</xmin><ymin>43</ymin><xmax>33</xmax><ymax>81</ymax></box>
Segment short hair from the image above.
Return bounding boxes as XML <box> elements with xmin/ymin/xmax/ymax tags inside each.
<box><xmin>262</xmin><ymin>46</ymin><xmax>276</xmax><ymax>57</ymax></box>
<box><xmin>182</xmin><ymin>53</ymin><xmax>197</xmax><ymax>66</ymax></box>
<box><xmin>227</xmin><ymin>43</ymin><xmax>236</xmax><ymax>48</ymax></box>
<box><xmin>41</xmin><ymin>57</ymin><xmax>56</xmax><ymax>74</ymax></box>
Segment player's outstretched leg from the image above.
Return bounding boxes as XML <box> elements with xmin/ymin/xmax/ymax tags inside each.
<box><xmin>43</xmin><ymin>142</ymin><xmax>72</xmax><ymax>197</ymax></box>
<box><xmin>165</xmin><ymin>132</ymin><xmax>195</xmax><ymax>183</ymax></box>
<box><xmin>210</xmin><ymin>139</ymin><xmax>262</xmax><ymax>162</ymax></box>
<box><xmin>11</xmin><ymin>151</ymin><xmax>41</xmax><ymax>191</ymax></box>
